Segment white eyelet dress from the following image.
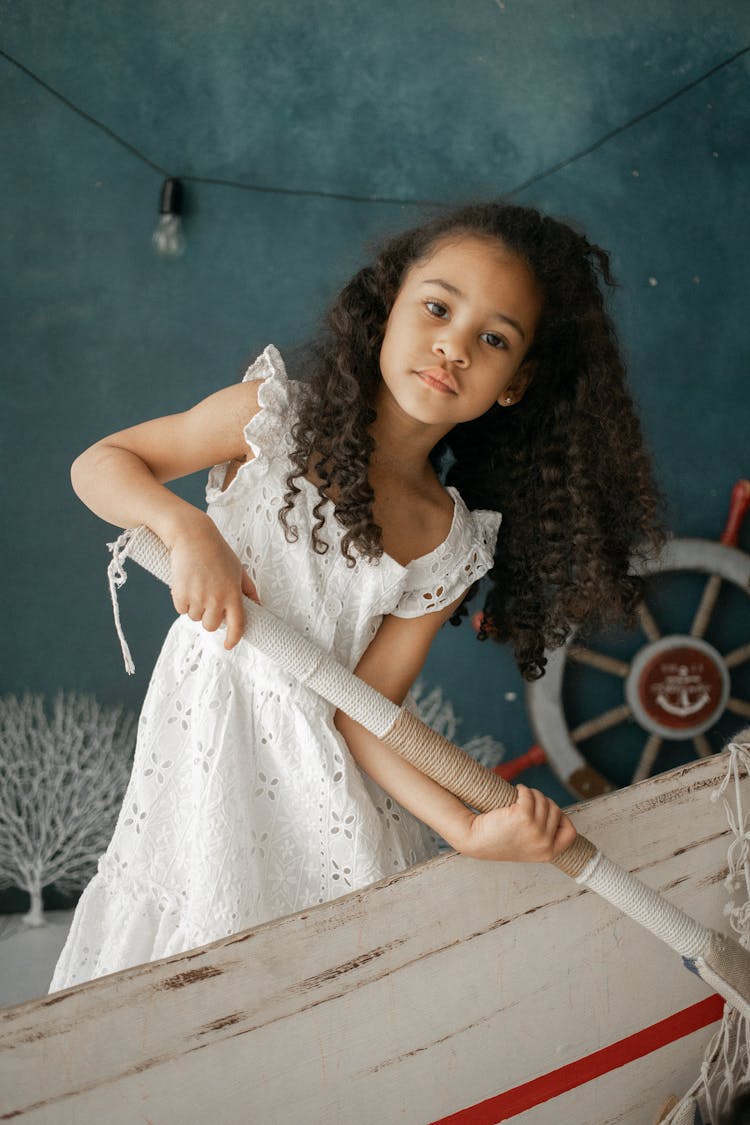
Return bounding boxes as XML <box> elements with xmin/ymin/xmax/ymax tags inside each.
<box><xmin>49</xmin><ymin>345</ymin><xmax>502</xmax><ymax>991</ymax></box>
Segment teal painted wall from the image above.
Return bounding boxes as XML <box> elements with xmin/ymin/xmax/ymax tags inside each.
<box><xmin>2</xmin><ymin>3</ymin><xmax>749</xmax><ymax>804</ymax></box>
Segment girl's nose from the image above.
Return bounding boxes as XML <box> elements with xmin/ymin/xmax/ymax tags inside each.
<box><xmin>432</xmin><ymin>334</ymin><xmax>469</xmax><ymax>367</ymax></box>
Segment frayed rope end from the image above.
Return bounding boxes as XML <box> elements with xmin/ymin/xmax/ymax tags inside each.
<box><xmin>106</xmin><ymin>529</ymin><xmax>139</xmax><ymax>675</ymax></box>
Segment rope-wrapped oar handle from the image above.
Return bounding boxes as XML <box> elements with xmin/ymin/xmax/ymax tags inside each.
<box><xmin>107</xmin><ymin>525</ymin><xmax>750</xmax><ymax>1017</ymax></box>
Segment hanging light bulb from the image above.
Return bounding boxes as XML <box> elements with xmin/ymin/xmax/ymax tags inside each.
<box><xmin>152</xmin><ymin>177</ymin><xmax>186</xmax><ymax>259</ymax></box>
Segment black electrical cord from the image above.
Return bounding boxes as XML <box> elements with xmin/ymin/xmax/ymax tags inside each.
<box><xmin>2</xmin><ymin>43</ymin><xmax>747</xmax><ymax>207</ymax></box>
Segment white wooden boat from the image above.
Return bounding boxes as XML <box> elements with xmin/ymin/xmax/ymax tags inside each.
<box><xmin>0</xmin><ymin>753</ymin><xmax>742</xmax><ymax>1124</ymax></box>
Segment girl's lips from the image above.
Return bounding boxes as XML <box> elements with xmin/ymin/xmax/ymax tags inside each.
<box><xmin>415</xmin><ymin>368</ymin><xmax>458</xmax><ymax>395</ymax></box>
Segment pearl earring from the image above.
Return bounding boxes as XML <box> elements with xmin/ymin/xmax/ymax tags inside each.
<box><xmin>505</xmin><ymin>394</ymin><xmax>513</xmax><ymax>404</ymax></box>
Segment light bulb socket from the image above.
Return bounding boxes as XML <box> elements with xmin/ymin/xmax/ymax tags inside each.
<box><xmin>158</xmin><ymin>177</ymin><xmax>184</xmax><ymax>216</ymax></box>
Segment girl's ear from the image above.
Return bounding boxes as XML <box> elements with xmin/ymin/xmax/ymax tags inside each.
<box><xmin>498</xmin><ymin>358</ymin><xmax>535</xmax><ymax>408</ymax></box>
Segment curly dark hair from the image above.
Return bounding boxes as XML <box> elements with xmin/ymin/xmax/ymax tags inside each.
<box><xmin>280</xmin><ymin>200</ymin><xmax>665</xmax><ymax>680</ymax></box>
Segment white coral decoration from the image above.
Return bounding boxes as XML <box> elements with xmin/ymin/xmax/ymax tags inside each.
<box><xmin>0</xmin><ymin>693</ymin><xmax>135</xmax><ymax>926</ymax></box>
<box><xmin>408</xmin><ymin>679</ymin><xmax>507</xmax><ymax>770</ymax></box>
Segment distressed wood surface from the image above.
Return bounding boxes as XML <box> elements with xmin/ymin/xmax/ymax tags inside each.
<box><xmin>0</xmin><ymin>754</ymin><xmax>744</xmax><ymax>1125</ymax></box>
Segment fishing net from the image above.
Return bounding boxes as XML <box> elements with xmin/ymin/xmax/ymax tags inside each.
<box><xmin>660</xmin><ymin>731</ymin><xmax>750</xmax><ymax>1125</ymax></box>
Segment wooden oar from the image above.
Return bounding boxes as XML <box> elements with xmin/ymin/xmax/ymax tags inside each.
<box><xmin>106</xmin><ymin>525</ymin><xmax>750</xmax><ymax>1018</ymax></box>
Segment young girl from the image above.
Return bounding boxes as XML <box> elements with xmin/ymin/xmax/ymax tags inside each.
<box><xmin>49</xmin><ymin>200</ymin><xmax>662</xmax><ymax>991</ymax></box>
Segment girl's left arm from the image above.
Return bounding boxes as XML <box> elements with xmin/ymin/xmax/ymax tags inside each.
<box><xmin>335</xmin><ymin>606</ymin><xmax>576</xmax><ymax>863</ymax></box>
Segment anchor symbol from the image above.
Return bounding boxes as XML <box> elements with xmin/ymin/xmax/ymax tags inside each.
<box><xmin>653</xmin><ymin>662</ymin><xmax>714</xmax><ymax>717</ymax></box>
<box><xmin>655</xmin><ymin>689</ymin><xmax>711</xmax><ymax>717</ymax></box>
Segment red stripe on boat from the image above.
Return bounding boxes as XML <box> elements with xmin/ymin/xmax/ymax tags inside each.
<box><xmin>430</xmin><ymin>994</ymin><xmax>724</xmax><ymax>1124</ymax></box>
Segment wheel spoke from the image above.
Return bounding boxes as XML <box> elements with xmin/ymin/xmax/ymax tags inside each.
<box><xmin>633</xmin><ymin>734</ymin><xmax>662</xmax><ymax>783</ymax></box>
<box><xmin>690</xmin><ymin>574</ymin><xmax>722</xmax><ymax>639</ymax></box>
<box><xmin>568</xmin><ymin>646</ymin><xmax>630</xmax><ymax>677</ymax></box>
<box><xmin>571</xmin><ymin>703</ymin><xmax>632</xmax><ymax>743</ymax></box>
<box><xmin>726</xmin><ymin>697</ymin><xmax>750</xmax><ymax>720</ymax></box>
<box><xmin>637</xmin><ymin>600</ymin><xmax>661</xmax><ymax>642</ymax></box>
<box><xmin>725</xmin><ymin>642</ymin><xmax>750</xmax><ymax>670</ymax></box>
<box><xmin>693</xmin><ymin>733</ymin><xmax>713</xmax><ymax>758</ymax></box>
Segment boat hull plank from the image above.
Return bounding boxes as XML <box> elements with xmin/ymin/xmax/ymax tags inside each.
<box><xmin>0</xmin><ymin>754</ymin><xmax>742</xmax><ymax>1124</ymax></box>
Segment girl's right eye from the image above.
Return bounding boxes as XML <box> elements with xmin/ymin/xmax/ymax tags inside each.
<box><xmin>425</xmin><ymin>300</ymin><xmax>448</xmax><ymax>318</ymax></box>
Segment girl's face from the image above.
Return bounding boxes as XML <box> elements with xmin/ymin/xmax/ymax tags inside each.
<box><xmin>378</xmin><ymin>234</ymin><xmax>543</xmax><ymax>427</ymax></box>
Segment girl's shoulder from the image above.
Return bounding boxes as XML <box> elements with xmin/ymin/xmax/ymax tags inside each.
<box><xmin>241</xmin><ymin>343</ymin><xmax>293</xmax><ymax>401</ymax></box>
<box><xmin>389</xmin><ymin>487</ymin><xmax>502</xmax><ymax>618</ymax></box>
<box><xmin>375</xmin><ymin>478</ymin><xmax>454</xmax><ymax>568</ymax></box>
<box><xmin>239</xmin><ymin>344</ymin><xmax>307</xmax><ymax>455</ymax></box>
<box><xmin>205</xmin><ymin>345</ymin><xmax>301</xmax><ymax>504</ymax></box>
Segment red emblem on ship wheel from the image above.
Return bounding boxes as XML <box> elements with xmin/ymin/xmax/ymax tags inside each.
<box><xmin>638</xmin><ymin>644</ymin><xmax>725</xmax><ymax>731</ymax></box>
<box><xmin>627</xmin><ymin>635</ymin><xmax>730</xmax><ymax>740</ymax></box>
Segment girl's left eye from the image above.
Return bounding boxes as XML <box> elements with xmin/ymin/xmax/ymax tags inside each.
<box><xmin>482</xmin><ymin>332</ymin><xmax>508</xmax><ymax>350</ymax></box>
<box><xmin>425</xmin><ymin>300</ymin><xmax>448</xmax><ymax>318</ymax></box>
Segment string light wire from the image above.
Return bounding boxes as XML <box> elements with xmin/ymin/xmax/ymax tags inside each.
<box><xmin>1</xmin><ymin>43</ymin><xmax>747</xmax><ymax>207</ymax></box>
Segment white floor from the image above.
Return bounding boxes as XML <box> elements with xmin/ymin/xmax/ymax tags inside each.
<box><xmin>0</xmin><ymin>911</ymin><xmax>73</xmax><ymax>1008</ymax></box>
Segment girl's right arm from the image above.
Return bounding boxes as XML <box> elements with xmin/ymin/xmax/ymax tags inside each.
<box><xmin>71</xmin><ymin>380</ymin><xmax>263</xmax><ymax>648</ymax></box>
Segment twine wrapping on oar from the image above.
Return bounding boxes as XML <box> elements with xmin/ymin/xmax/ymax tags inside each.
<box><xmin>106</xmin><ymin>525</ymin><xmax>750</xmax><ymax>1018</ymax></box>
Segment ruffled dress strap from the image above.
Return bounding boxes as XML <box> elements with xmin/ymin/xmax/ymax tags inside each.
<box><xmin>205</xmin><ymin>344</ymin><xmax>297</xmax><ymax>504</ymax></box>
<box><xmin>390</xmin><ymin>488</ymin><xmax>501</xmax><ymax>618</ymax></box>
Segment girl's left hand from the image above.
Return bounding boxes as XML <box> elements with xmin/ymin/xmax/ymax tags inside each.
<box><xmin>461</xmin><ymin>784</ymin><xmax>577</xmax><ymax>863</ymax></box>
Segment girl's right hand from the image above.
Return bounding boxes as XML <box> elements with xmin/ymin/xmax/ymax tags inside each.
<box><xmin>168</xmin><ymin>516</ymin><xmax>259</xmax><ymax>650</ymax></box>
<box><xmin>462</xmin><ymin>784</ymin><xmax>577</xmax><ymax>863</ymax></box>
